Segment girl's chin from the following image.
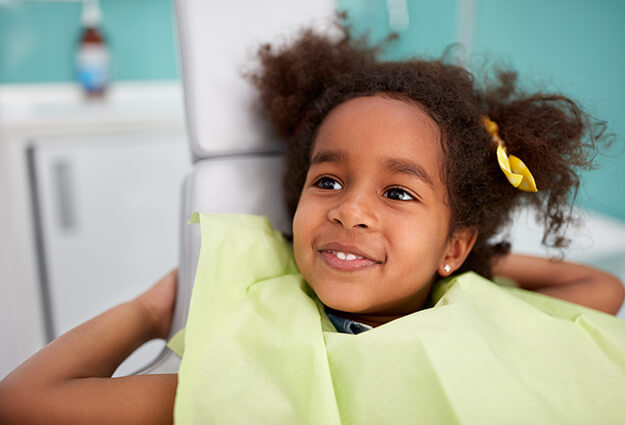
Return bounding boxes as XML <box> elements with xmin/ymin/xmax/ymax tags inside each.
<box><xmin>316</xmin><ymin>291</ymin><xmax>380</xmax><ymax>315</ymax></box>
<box><xmin>315</xmin><ymin>291</ymin><xmax>367</xmax><ymax>313</ymax></box>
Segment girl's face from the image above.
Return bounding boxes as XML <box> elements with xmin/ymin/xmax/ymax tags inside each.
<box><xmin>292</xmin><ymin>95</ymin><xmax>475</xmax><ymax>324</ymax></box>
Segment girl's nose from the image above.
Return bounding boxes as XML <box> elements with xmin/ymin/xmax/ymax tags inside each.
<box><xmin>328</xmin><ymin>190</ymin><xmax>377</xmax><ymax>229</ymax></box>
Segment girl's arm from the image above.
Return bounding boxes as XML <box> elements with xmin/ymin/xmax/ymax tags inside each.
<box><xmin>0</xmin><ymin>270</ymin><xmax>179</xmax><ymax>425</ymax></box>
<box><xmin>493</xmin><ymin>253</ymin><xmax>625</xmax><ymax>315</ymax></box>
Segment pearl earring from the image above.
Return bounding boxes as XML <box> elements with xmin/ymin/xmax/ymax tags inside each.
<box><xmin>443</xmin><ymin>264</ymin><xmax>451</xmax><ymax>274</ymax></box>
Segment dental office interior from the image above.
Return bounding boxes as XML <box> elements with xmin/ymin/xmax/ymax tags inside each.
<box><xmin>1</xmin><ymin>0</ymin><xmax>625</xmax><ymax>380</ymax></box>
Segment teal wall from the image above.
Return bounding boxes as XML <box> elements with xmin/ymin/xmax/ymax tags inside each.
<box><xmin>337</xmin><ymin>0</ymin><xmax>458</xmax><ymax>60</ymax></box>
<box><xmin>0</xmin><ymin>0</ymin><xmax>179</xmax><ymax>83</ymax></box>
<box><xmin>339</xmin><ymin>0</ymin><xmax>625</xmax><ymax>222</ymax></box>
<box><xmin>473</xmin><ymin>0</ymin><xmax>625</xmax><ymax>222</ymax></box>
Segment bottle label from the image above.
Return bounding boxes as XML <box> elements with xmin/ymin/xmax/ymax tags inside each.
<box><xmin>76</xmin><ymin>45</ymin><xmax>110</xmax><ymax>92</ymax></box>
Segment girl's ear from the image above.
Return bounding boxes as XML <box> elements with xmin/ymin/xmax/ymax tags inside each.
<box><xmin>438</xmin><ymin>228</ymin><xmax>478</xmax><ymax>277</ymax></box>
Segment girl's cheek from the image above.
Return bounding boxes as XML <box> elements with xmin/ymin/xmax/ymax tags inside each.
<box><xmin>291</xmin><ymin>205</ymin><xmax>306</xmax><ymax>249</ymax></box>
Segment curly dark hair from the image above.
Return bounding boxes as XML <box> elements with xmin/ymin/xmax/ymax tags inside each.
<box><xmin>248</xmin><ymin>20</ymin><xmax>607</xmax><ymax>278</ymax></box>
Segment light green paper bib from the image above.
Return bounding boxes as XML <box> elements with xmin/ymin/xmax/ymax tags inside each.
<box><xmin>174</xmin><ymin>213</ymin><xmax>625</xmax><ymax>424</ymax></box>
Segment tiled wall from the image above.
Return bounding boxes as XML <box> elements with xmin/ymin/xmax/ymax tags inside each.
<box><xmin>0</xmin><ymin>0</ymin><xmax>179</xmax><ymax>83</ymax></box>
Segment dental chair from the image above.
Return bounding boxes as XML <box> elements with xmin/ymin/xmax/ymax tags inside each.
<box><xmin>134</xmin><ymin>0</ymin><xmax>337</xmax><ymax>375</ymax></box>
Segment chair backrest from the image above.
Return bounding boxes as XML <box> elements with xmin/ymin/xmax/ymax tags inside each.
<box><xmin>176</xmin><ymin>0</ymin><xmax>337</xmax><ymax>160</ymax></box>
<box><xmin>135</xmin><ymin>0</ymin><xmax>337</xmax><ymax>374</ymax></box>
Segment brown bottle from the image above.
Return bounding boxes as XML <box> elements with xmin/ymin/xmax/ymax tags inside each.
<box><xmin>76</xmin><ymin>0</ymin><xmax>110</xmax><ymax>97</ymax></box>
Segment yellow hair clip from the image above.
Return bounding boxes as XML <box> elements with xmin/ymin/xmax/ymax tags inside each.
<box><xmin>482</xmin><ymin>117</ymin><xmax>537</xmax><ymax>192</ymax></box>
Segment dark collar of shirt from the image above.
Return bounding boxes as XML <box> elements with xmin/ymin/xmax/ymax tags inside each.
<box><xmin>325</xmin><ymin>309</ymin><xmax>373</xmax><ymax>335</ymax></box>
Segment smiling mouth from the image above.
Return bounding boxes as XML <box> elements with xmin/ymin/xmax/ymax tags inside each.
<box><xmin>317</xmin><ymin>248</ymin><xmax>382</xmax><ymax>271</ymax></box>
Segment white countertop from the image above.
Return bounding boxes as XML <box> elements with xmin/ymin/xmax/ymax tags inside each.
<box><xmin>0</xmin><ymin>81</ymin><xmax>186</xmax><ymax>137</ymax></box>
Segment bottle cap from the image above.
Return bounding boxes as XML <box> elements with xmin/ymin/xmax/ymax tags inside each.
<box><xmin>81</xmin><ymin>0</ymin><xmax>102</xmax><ymax>27</ymax></box>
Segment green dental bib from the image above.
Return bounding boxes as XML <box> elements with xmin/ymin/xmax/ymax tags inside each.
<box><xmin>173</xmin><ymin>213</ymin><xmax>625</xmax><ymax>424</ymax></box>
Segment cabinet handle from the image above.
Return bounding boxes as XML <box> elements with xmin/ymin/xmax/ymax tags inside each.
<box><xmin>53</xmin><ymin>160</ymin><xmax>77</xmax><ymax>231</ymax></box>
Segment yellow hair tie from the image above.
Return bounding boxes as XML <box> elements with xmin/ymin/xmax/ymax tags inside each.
<box><xmin>482</xmin><ymin>117</ymin><xmax>537</xmax><ymax>192</ymax></box>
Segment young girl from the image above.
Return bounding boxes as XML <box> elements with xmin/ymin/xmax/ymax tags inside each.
<box><xmin>1</xmin><ymin>21</ymin><xmax>624</xmax><ymax>425</ymax></box>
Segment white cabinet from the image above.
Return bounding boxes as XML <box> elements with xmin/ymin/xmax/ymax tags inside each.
<box><xmin>0</xmin><ymin>82</ymin><xmax>190</xmax><ymax>378</ymax></box>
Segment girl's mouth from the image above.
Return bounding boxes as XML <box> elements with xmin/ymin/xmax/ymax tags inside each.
<box><xmin>317</xmin><ymin>247</ymin><xmax>381</xmax><ymax>271</ymax></box>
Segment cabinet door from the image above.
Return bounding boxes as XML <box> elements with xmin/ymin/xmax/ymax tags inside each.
<box><xmin>31</xmin><ymin>131</ymin><xmax>189</xmax><ymax>376</ymax></box>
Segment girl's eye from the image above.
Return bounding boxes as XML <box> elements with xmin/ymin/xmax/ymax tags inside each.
<box><xmin>384</xmin><ymin>187</ymin><xmax>415</xmax><ymax>201</ymax></box>
<box><xmin>315</xmin><ymin>176</ymin><xmax>343</xmax><ymax>190</ymax></box>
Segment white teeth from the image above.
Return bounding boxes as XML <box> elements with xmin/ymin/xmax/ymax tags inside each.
<box><xmin>332</xmin><ymin>251</ymin><xmax>363</xmax><ymax>261</ymax></box>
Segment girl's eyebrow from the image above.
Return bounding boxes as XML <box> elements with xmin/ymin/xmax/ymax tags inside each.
<box><xmin>311</xmin><ymin>150</ymin><xmax>434</xmax><ymax>187</ymax></box>
<box><xmin>384</xmin><ymin>158</ymin><xmax>434</xmax><ymax>188</ymax></box>
<box><xmin>310</xmin><ymin>149</ymin><xmax>344</xmax><ymax>165</ymax></box>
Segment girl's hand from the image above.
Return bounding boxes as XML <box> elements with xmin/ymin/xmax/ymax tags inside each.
<box><xmin>493</xmin><ymin>253</ymin><xmax>625</xmax><ymax>315</ymax></box>
<box><xmin>134</xmin><ymin>269</ymin><xmax>178</xmax><ymax>340</ymax></box>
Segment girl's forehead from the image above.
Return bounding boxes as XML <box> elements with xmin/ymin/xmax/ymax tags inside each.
<box><xmin>313</xmin><ymin>95</ymin><xmax>442</xmax><ymax>159</ymax></box>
